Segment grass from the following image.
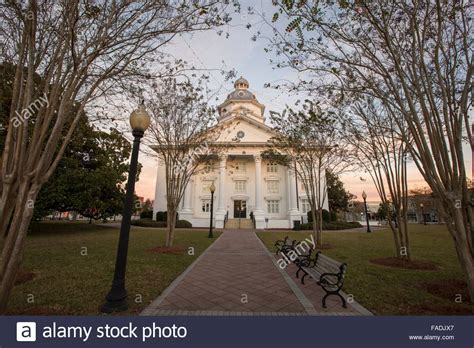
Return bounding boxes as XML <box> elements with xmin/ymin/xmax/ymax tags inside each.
<box><xmin>258</xmin><ymin>225</ymin><xmax>473</xmax><ymax>315</ymax></box>
<box><xmin>3</xmin><ymin>221</ymin><xmax>220</xmax><ymax>315</ymax></box>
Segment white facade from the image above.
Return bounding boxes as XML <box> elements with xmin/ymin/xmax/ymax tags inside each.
<box><xmin>152</xmin><ymin>77</ymin><xmax>328</xmax><ymax>229</ymax></box>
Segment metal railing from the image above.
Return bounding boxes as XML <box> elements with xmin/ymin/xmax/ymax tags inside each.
<box><xmin>224</xmin><ymin>211</ymin><xmax>229</xmax><ymax>228</ymax></box>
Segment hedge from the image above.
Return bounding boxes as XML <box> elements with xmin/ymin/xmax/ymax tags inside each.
<box><xmin>300</xmin><ymin>221</ymin><xmax>362</xmax><ymax>230</ymax></box>
<box><xmin>131</xmin><ymin>218</ymin><xmax>192</xmax><ymax>228</ymax></box>
<box><xmin>140</xmin><ymin>211</ymin><xmax>153</xmax><ymax>219</ymax></box>
<box><xmin>131</xmin><ymin>219</ymin><xmax>166</xmax><ymax>227</ymax></box>
<box><xmin>155</xmin><ymin>211</ymin><xmax>179</xmax><ymax>222</ymax></box>
<box><xmin>307</xmin><ymin>209</ymin><xmax>337</xmax><ymax>223</ymax></box>
<box><xmin>175</xmin><ymin>220</ymin><xmax>192</xmax><ymax>228</ymax></box>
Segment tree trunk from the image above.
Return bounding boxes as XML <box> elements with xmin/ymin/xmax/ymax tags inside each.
<box><xmin>386</xmin><ymin>208</ymin><xmax>402</xmax><ymax>259</ymax></box>
<box><xmin>311</xmin><ymin>209</ymin><xmax>318</xmax><ymax>245</ymax></box>
<box><xmin>445</xmin><ymin>207</ymin><xmax>474</xmax><ymax>302</ymax></box>
<box><xmin>0</xmin><ymin>183</ymin><xmax>38</xmax><ymax>313</ymax></box>
<box><xmin>318</xmin><ymin>208</ymin><xmax>323</xmax><ymax>245</ymax></box>
<box><xmin>395</xmin><ymin>211</ymin><xmax>410</xmax><ymax>261</ymax></box>
<box><xmin>165</xmin><ymin>209</ymin><xmax>177</xmax><ymax>248</ymax></box>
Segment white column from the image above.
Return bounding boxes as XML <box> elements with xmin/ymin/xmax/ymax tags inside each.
<box><xmin>215</xmin><ymin>155</ymin><xmax>227</xmax><ymax>228</ymax></box>
<box><xmin>254</xmin><ymin>155</ymin><xmax>263</xmax><ymax>214</ymax></box>
<box><xmin>152</xmin><ymin>160</ymin><xmax>163</xmax><ymax>220</ymax></box>
<box><xmin>287</xmin><ymin>166</ymin><xmax>301</xmax><ymax>228</ymax></box>
<box><xmin>288</xmin><ymin>167</ymin><xmax>299</xmax><ymax>213</ymax></box>
<box><xmin>217</xmin><ymin>155</ymin><xmax>227</xmax><ymax>213</ymax></box>
<box><xmin>253</xmin><ymin>154</ymin><xmax>265</xmax><ymax>229</ymax></box>
<box><xmin>182</xmin><ymin>180</ymin><xmax>193</xmax><ymax>213</ymax></box>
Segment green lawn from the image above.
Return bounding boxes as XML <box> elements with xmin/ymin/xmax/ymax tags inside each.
<box><xmin>258</xmin><ymin>225</ymin><xmax>473</xmax><ymax>315</ymax></box>
<box><xmin>4</xmin><ymin>222</ymin><xmax>220</xmax><ymax>315</ymax></box>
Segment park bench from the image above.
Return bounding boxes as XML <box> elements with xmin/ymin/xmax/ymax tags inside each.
<box><xmin>297</xmin><ymin>251</ymin><xmax>348</xmax><ymax>308</ymax></box>
<box><xmin>275</xmin><ymin>236</ymin><xmax>313</xmax><ymax>267</ymax></box>
<box><xmin>274</xmin><ymin>236</ymin><xmax>293</xmax><ymax>255</ymax></box>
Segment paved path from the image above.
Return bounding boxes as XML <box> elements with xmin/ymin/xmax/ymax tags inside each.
<box><xmin>142</xmin><ymin>229</ymin><xmax>370</xmax><ymax>316</ymax></box>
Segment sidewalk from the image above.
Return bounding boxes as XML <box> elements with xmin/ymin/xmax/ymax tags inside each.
<box><xmin>142</xmin><ymin>229</ymin><xmax>370</xmax><ymax>316</ymax></box>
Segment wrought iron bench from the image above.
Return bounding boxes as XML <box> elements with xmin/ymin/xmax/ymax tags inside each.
<box><xmin>274</xmin><ymin>236</ymin><xmax>293</xmax><ymax>255</ymax></box>
<box><xmin>297</xmin><ymin>251</ymin><xmax>348</xmax><ymax>308</ymax></box>
<box><xmin>275</xmin><ymin>236</ymin><xmax>313</xmax><ymax>267</ymax></box>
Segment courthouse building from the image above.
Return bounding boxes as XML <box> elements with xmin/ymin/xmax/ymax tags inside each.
<box><xmin>152</xmin><ymin>77</ymin><xmax>328</xmax><ymax>229</ymax></box>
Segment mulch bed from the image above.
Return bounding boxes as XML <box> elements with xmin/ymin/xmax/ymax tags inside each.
<box><xmin>14</xmin><ymin>271</ymin><xmax>37</xmax><ymax>286</ymax></box>
<box><xmin>146</xmin><ymin>246</ymin><xmax>187</xmax><ymax>255</ymax></box>
<box><xmin>370</xmin><ymin>257</ymin><xmax>439</xmax><ymax>270</ymax></box>
<box><xmin>420</xmin><ymin>279</ymin><xmax>471</xmax><ymax>304</ymax></box>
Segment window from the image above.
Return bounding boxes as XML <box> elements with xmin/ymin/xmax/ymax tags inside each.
<box><xmin>267</xmin><ymin>162</ymin><xmax>278</xmax><ymax>173</ymax></box>
<box><xmin>301</xmin><ymin>199</ymin><xmax>311</xmax><ymax>214</ymax></box>
<box><xmin>201</xmin><ymin>200</ymin><xmax>211</xmax><ymax>213</ymax></box>
<box><xmin>235</xmin><ymin>180</ymin><xmax>246</xmax><ymax>193</ymax></box>
<box><xmin>267</xmin><ymin>200</ymin><xmax>280</xmax><ymax>214</ymax></box>
<box><xmin>202</xmin><ymin>180</ymin><xmax>214</xmax><ymax>193</ymax></box>
<box><xmin>267</xmin><ymin>180</ymin><xmax>279</xmax><ymax>193</ymax></box>
<box><xmin>235</xmin><ymin>161</ymin><xmax>246</xmax><ymax>173</ymax></box>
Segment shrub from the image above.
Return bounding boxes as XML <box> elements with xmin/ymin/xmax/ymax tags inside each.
<box><xmin>131</xmin><ymin>218</ymin><xmax>192</xmax><ymax>228</ymax></box>
<box><xmin>155</xmin><ymin>211</ymin><xmax>179</xmax><ymax>222</ymax></box>
<box><xmin>155</xmin><ymin>211</ymin><xmax>166</xmax><ymax>222</ymax></box>
<box><xmin>175</xmin><ymin>220</ymin><xmax>192</xmax><ymax>228</ymax></box>
<box><xmin>131</xmin><ymin>219</ymin><xmax>166</xmax><ymax>228</ymax></box>
<box><xmin>307</xmin><ymin>209</ymin><xmax>332</xmax><ymax>223</ymax></box>
<box><xmin>140</xmin><ymin>211</ymin><xmax>153</xmax><ymax>219</ymax></box>
<box><xmin>322</xmin><ymin>209</ymin><xmax>330</xmax><ymax>223</ymax></box>
<box><xmin>300</xmin><ymin>221</ymin><xmax>362</xmax><ymax>230</ymax></box>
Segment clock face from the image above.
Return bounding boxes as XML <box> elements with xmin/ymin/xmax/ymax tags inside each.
<box><xmin>237</xmin><ymin>131</ymin><xmax>245</xmax><ymax>139</ymax></box>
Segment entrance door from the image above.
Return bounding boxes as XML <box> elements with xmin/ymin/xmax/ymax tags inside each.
<box><xmin>233</xmin><ymin>200</ymin><xmax>247</xmax><ymax>218</ymax></box>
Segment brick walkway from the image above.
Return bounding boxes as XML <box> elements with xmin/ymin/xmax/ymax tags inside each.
<box><xmin>141</xmin><ymin>230</ymin><xmax>371</xmax><ymax>316</ymax></box>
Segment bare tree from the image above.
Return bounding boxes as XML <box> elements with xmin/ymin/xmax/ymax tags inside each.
<box><xmin>263</xmin><ymin>0</ymin><xmax>474</xmax><ymax>301</ymax></box>
<box><xmin>0</xmin><ymin>0</ymin><xmax>234</xmax><ymax>312</ymax></box>
<box><xmin>144</xmin><ymin>78</ymin><xmax>228</xmax><ymax>247</ymax></box>
<box><xmin>265</xmin><ymin>100</ymin><xmax>347</xmax><ymax>245</ymax></box>
<box><xmin>341</xmin><ymin>97</ymin><xmax>411</xmax><ymax>260</ymax></box>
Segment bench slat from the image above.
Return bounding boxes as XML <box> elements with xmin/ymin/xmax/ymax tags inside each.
<box><xmin>315</xmin><ymin>259</ymin><xmax>341</xmax><ymax>272</ymax></box>
<box><xmin>302</xmin><ymin>267</ymin><xmax>322</xmax><ymax>279</ymax></box>
<box><xmin>317</xmin><ymin>254</ymin><xmax>343</xmax><ymax>267</ymax></box>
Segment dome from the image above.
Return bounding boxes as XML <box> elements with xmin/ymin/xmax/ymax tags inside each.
<box><xmin>226</xmin><ymin>89</ymin><xmax>256</xmax><ymax>100</ymax></box>
<box><xmin>234</xmin><ymin>76</ymin><xmax>249</xmax><ymax>89</ymax></box>
<box><xmin>218</xmin><ymin>77</ymin><xmax>265</xmax><ymax>120</ymax></box>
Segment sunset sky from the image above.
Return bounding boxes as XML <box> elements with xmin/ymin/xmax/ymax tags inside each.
<box><xmin>132</xmin><ymin>1</ymin><xmax>472</xmax><ymax>203</ymax></box>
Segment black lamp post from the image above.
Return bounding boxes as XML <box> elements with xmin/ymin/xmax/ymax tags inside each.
<box><xmin>208</xmin><ymin>182</ymin><xmax>215</xmax><ymax>238</ymax></box>
<box><xmin>362</xmin><ymin>190</ymin><xmax>371</xmax><ymax>233</ymax></box>
<box><xmin>420</xmin><ymin>203</ymin><xmax>427</xmax><ymax>225</ymax></box>
<box><xmin>100</xmin><ymin>104</ymin><xmax>150</xmax><ymax>313</ymax></box>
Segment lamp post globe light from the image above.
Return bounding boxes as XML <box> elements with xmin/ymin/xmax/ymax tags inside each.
<box><xmin>100</xmin><ymin>103</ymin><xmax>150</xmax><ymax>313</ymax></box>
<box><xmin>208</xmin><ymin>181</ymin><xmax>216</xmax><ymax>238</ymax></box>
<box><xmin>420</xmin><ymin>203</ymin><xmax>427</xmax><ymax>225</ymax></box>
<box><xmin>362</xmin><ymin>190</ymin><xmax>371</xmax><ymax>233</ymax></box>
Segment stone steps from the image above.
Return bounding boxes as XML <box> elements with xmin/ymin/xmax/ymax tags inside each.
<box><xmin>225</xmin><ymin>218</ymin><xmax>254</xmax><ymax>229</ymax></box>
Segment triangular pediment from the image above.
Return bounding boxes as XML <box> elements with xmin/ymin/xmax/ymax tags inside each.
<box><xmin>212</xmin><ymin>114</ymin><xmax>276</xmax><ymax>144</ymax></box>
